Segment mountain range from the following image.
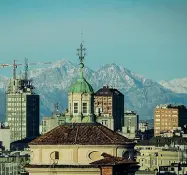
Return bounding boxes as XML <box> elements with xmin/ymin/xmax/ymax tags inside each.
<box><xmin>160</xmin><ymin>78</ymin><xmax>187</xmax><ymax>94</ymax></box>
<box><xmin>0</xmin><ymin>60</ymin><xmax>187</xmax><ymax>121</ymax></box>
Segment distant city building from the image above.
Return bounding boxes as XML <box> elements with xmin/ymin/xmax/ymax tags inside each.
<box><xmin>0</xmin><ymin>122</ymin><xmax>10</xmax><ymax>150</ymax></box>
<box><xmin>154</xmin><ymin>104</ymin><xmax>187</xmax><ymax>136</ymax></box>
<box><xmin>6</xmin><ymin>77</ymin><xmax>40</xmax><ymax>142</ymax></box>
<box><xmin>139</xmin><ymin>121</ymin><xmax>148</xmax><ymax>132</ymax></box>
<box><xmin>159</xmin><ymin>126</ymin><xmax>185</xmax><ymax>138</ymax></box>
<box><xmin>159</xmin><ymin>163</ymin><xmax>187</xmax><ymax>175</ymax></box>
<box><xmin>122</xmin><ymin>110</ymin><xmax>139</xmax><ymax>139</ymax></box>
<box><xmin>135</xmin><ymin>136</ymin><xmax>187</xmax><ymax>172</ymax></box>
<box><xmin>41</xmin><ymin>104</ymin><xmax>65</xmax><ymax>134</ymax></box>
<box><xmin>136</xmin><ymin>129</ymin><xmax>154</xmax><ymax>141</ymax></box>
<box><xmin>136</xmin><ymin>145</ymin><xmax>181</xmax><ymax>172</ymax></box>
<box><xmin>10</xmin><ymin>137</ymin><xmax>36</xmax><ymax>151</ymax></box>
<box><xmin>94</xmin><ymin>86</ymin><xmax>124</xmax><ymax>131</ymax></box>
<box><xmin>0</xmin><ymin>152</ymin><xmax>29</xmax><ymax>174</ymax></box>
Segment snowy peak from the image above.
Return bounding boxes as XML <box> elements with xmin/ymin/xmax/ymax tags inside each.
<box><xmin>29</xmin><ymin>59</ymin><xmax>94</xmax><ymax>91</ymax></box>
<box><xmin>90</xmin><ymin>63</ymin><xmax>149</xmax><ymax>91</ymax></box>
<box><xmin>160</xmin><ymin>78</ymin><xmax>187</xmax><ymax>94</ymax></box>
<box><xmin>0</xmin><ymin>75</ymin><xmax>8</xmax><ymax>90</ymax></box>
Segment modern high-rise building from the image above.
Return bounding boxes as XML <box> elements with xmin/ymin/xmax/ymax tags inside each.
<box><xmin>122</xmin><ymin>110</ymin><xmax>139</xmax><ymax>139</ymax></box>
<box><xmin>154</xmin><ymin>104</ymin><xmax>187</xmax><ymax>136</ymax></box>
<box><xmin>94</xmin><ymin>86</ymin><xmax>124</xmax><ymax>131</ymax></box>
<box><xmin>6</xmin><ymin>78</ymin><xmax>39</xmax><ymax>142</ymax></box>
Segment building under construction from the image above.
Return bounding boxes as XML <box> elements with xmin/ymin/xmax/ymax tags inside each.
<box><xmin>5</xmin><ymin>60</ymin><xmax>40</xmax><ymax>142</ymax></box>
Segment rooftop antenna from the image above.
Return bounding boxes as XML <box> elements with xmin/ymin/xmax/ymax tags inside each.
<box><xmin>54</xmin><ymin>103</ymin><xmax>59</xmax><ymax>113</ymax></box>
<box><xmin>25</xmin><ymin>57</ymin><xmax>28</xmax><ymax>80</ymax></box>
<box><xmin>81</xmin><ymin>31</ymin><xmax>84</xmax><ymax>44</ymax></box>
<box><xmin>13</xmin><ymin>60</ymin><xmax>17</xmax><ymax>79</ymax></box>
<box><xmin>19</xmin><ymin>70</ymin><xmax>22</xmax><ymax>79</ymax></box>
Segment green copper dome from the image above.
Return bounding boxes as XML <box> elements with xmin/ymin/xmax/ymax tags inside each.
<box><xmin>70</xmin><ymin>77</ymin><xmax>94</xmax><ymax>93</ymax></box>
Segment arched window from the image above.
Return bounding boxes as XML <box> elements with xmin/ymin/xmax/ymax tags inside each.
<box><xmin>50</xmin><ymin>151</ymin><xmax>59</xmax><ymax>160</ymax></box>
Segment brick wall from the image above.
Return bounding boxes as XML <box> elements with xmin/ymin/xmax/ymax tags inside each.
<box><xmin>101</xmin><ymin>166</ymin><xmax>113</xmax><ymax>175</ymax></box>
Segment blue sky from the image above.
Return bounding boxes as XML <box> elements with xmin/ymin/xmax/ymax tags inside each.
<box><xmin>0</xmin><ymin>0</ymin><xmax>187</xmax><ymax>81</ymax></box>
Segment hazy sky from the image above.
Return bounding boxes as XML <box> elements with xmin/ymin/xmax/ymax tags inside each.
<box><xmin>0</xmin><ymin>0</ymin><xmax>187</xmax><ymax>81</ymax></box>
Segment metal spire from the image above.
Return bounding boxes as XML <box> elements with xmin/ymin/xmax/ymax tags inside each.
<box><xmin>77</xmin><ymin>33</ymin><xmax>86</xmax><ymax>78</ymax></box>
<box><xmin>25</xmin><ymin>57</ymin><xmax>28</xmax><ymax>80</ymax></box>
<box><xmin>77</xmin><ymin>33</ymin><xmax>86</xmax><ymax>64</ymax></box>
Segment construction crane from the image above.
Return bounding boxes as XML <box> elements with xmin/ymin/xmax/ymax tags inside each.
<box><xmin>0</xmin><ymin>59</ymin><xmax>52</xmax><ymax>80</ymax></box>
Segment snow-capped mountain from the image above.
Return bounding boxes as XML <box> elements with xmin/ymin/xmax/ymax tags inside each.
<box><xmin>160</xmin><ymin>78</ymin><xmax>187</xmax><ymax>94</ymax></box>
<box><xmin>0</xmin><ymin>60</ymin><xmax>187</xmax><ymax>121</ymax></box>
<box><xmin>0</xmin><ymin>75</ymin><xmax>8</xmax><ymax>90</ymax></box>
<box><xmin>29</xmin><ymin>60</ymin><xmax>187</xmax><ymax>119</ymax></box>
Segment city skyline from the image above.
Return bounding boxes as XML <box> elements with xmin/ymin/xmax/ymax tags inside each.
<box><xmin>0</xmin><ymin>0</ymin><xmax>187</xmax><ymax>81</ymax></box>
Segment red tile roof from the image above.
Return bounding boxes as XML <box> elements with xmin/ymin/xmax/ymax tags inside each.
<box><xmin>30</xmin><ymin>123</ymin><xmax>133</xmax><ymax>145</ymax></box>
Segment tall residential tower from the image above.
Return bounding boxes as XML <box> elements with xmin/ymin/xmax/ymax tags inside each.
<box><xmin>94</xmin><ymin>86</ymin><xmax>124</xmax><ymax>131</ymax></box>
<box><xmin>6</xmin><ymin>70</ymin><xmax>39</xmax><ymax>142</ymax></box>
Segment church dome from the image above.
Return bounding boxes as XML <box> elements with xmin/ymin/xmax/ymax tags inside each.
<box><xmin>70</xmin><ymin>77</ymin><xmax>94</xmax><ymax>94</ymax></box>
<box><xmin>69</xmin><ymin>42</ymin><xmax>94</xmax><ymax>94</ymax></box>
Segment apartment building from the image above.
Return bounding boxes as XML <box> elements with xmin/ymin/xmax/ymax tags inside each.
<box><xmin>154</xmin><ymin>104</ymin><xmax>187</xmax><ymax>136</ymax></box>
<box><xmin>94</xmin><ymin>86</ymin><xmax>124</xmax><ymax>131</ymax></box>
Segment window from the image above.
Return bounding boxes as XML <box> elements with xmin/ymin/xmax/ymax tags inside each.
<box><xmin>101</xmin><ymin>120</ymin><xmax>108</xmax><ymax>127</ymax></box>
<box><xmin>42</xmin><ymin>121</ymin><xmax>46</xmax><ymax>126</ymax></box>
<box><xmin>82</xmin><ymin>103</ymin><xmax>87</xmax><ymax>113</ymax></box>
<box><xmin>58</xmin><ymin>120</ymin><xmax>64</xmax><ymax>125</ymax></box>
<box><xmin>74</xmin><ymin>103</ymin><xmax>78</xmax><ymax>113</ymax></box>
<box><xmin>50</xmin><ymin>151</ymin><xmax>59</xmax><ymax>160</ymax></box>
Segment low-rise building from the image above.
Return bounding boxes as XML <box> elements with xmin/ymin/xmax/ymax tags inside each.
<box><xmin>41</xmin><ymin>104</ymin><xmax>66</xmax><ymax>134</ymax></box>
<box><xmin>159</xmin><ymin>163</ymin><xmax>187</xmax><ymax>175</ymax></box>
<box><xmin>0</xmin><ymin>122</ymin><xmax>10</xmax><ymax>150</ymax></box>
<box><xmin>41</xmin><ymin>113</ymin><xmax>65</xmax><ymax>134</ymax></box>
<box><xmin>136</xmin><ymin>147</ymin><xmax>181</xmax><ymax>171</ymax></box>
<box><xmin>135</xmin><ymin>136</ymin><xmax>187</xmax><ymax>172</ymax></box>
<box><xmin>139</xmin><ymin>121</ymin><xmax>148</xmax><ymax>132</ymax></box>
